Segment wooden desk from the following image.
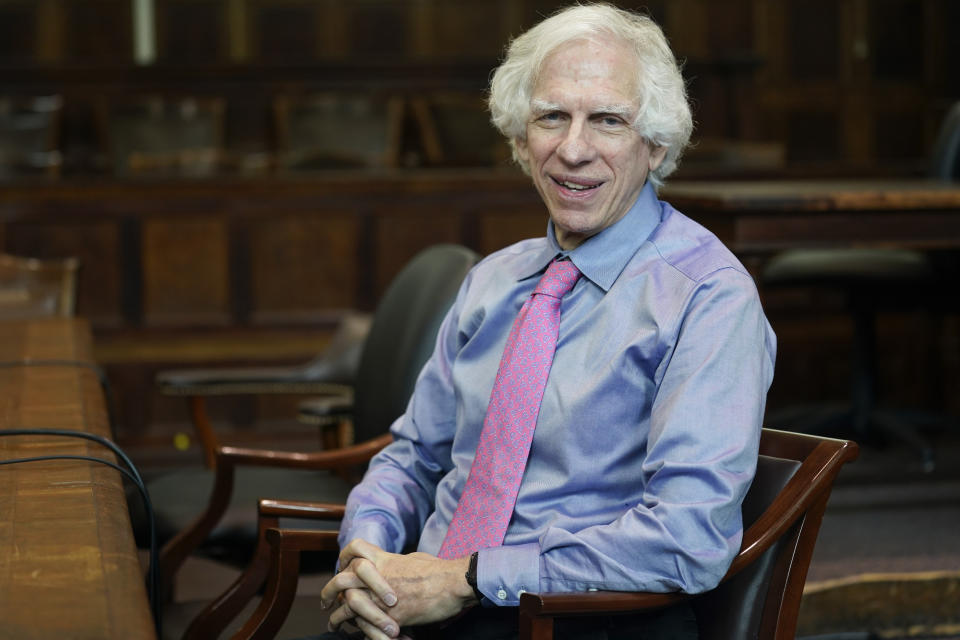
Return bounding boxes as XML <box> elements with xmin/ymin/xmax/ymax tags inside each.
<box><xmin>662</xmin><ymin>179</ymin><xmax>960</xmax><ymax>253</ymax></box>
<box><xmin>0</xmin><ymin>318</ymin><xmax>155</xmax><ymax>639</ymax></box>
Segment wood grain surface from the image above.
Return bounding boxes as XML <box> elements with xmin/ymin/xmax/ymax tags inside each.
<box><xmin>0</xmin><ymin>318</ymin><xmax>155</xmax><ymax>639</ymax></box>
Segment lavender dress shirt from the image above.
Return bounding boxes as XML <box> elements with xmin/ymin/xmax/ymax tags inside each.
<box><xmin>339</xmin><ymin>181</ymin><xmax>777</xmax><ymax>607</ymax></box>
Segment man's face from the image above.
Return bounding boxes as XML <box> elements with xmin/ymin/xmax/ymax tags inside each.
<box><xmin>516</xmin><ymin>38</ymin><xmax>667</xmax><ymax>250</ymax></box>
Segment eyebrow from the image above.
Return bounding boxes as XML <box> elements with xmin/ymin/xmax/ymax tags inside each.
<box><xmin>530</xmin><ymin>99</ymin><xmax>560</xmax><ymax>115</ymax></box>
<box><xmin>529</xmin><ymin>99</ymin><xmax>636</xmax><ymax>119</ymax></box>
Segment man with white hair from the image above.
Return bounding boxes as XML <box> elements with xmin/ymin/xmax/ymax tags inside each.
<box><xmin>317</xmin><ymin>4</ymin><xmax>775</xmax><ymax>639</ymax></box>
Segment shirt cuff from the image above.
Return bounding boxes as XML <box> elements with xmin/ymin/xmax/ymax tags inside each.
<box><xmin>477</xmin><ymin>542</ymin><xmax>541</xmax><ymax>606</ymax></box>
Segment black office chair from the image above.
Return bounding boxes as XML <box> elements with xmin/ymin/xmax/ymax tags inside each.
<box><xmin>762</xmin><ymin>101</ymin><xmax>960</xmax><ymax>471</ymax></box>
<box><xmin>156</xmin><ymin>313</ymin><xmax>372</xmax><ymax>470</ymax></box>
<box><xmin>156</xmin><ymin>244</ymin><xmax>480</xmax><ymax>639</ymax></box>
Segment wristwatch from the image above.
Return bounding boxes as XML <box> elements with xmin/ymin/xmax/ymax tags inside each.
<box><xmin>465</xmin><ymin>551</ymin><xmax>484</xmax><ymax>602</ymax></box>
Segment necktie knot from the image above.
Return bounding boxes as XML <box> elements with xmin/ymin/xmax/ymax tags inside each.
<box><xmin>534</xmin><ymin>259</ymin><xmax>581</xmax><ymax>299</ymax></box>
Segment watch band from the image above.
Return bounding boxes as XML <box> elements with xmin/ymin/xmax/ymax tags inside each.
<box><xmin>465</xmin><ymin>551</ymin><xmax>484</xmax><ymax>602</ymax></box>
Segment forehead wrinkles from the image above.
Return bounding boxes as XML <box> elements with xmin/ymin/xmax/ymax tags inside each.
<box><xmin>533</xmin><ymin>39</ymin><xmax>639</xmax><ymax>107</ymax></box>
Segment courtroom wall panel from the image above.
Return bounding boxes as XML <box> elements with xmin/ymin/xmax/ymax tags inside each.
<box><xmin>143</xmin><ymin>217</ymin><xmax>231</xmax><ymax>326</ymax></box>
<box><xmin>247</xmin><ymin>212</ymin><xmax>362</xmax><ymax>324</ymax></box>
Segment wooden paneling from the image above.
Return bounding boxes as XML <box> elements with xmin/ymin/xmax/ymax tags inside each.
<box><xmin>0</xmin><ymin>2</ymin><xmax>35</xmax><ymax>63</ymax></box>
<box><xmin>0</xmin><ymin>172</ymin><xmax>545</xmax><ymax>334</ymax></box>
<box><xmin>870</xmin><ymin>0</ymin><xmax>924</xmax><ymax>81</ymax></box>
<box><xmin>248</xmin><ymin>213</ymin><xmax>361</xmax><ymax>323</ymax></box>
<box><xmin>142</xmin><ymin>218</ymin><xmax>231</xmax><ymax>325</ymax></box>
<box><xmin>787</xmin><ymin>0</ymin><xmax>840</xmax><ymax>81</ymax></box>
<box><xmin>254</xmin><ymin>1</ymin><xmax>317</xmax><ymax>61</ymax></box>
<box><xmin>478</xmin><ymin>209</ymin><xmax>547</xmax><ymax>257</ymax></box>
<box><xmin>427</xmin><ymin>0</ymin><xmax>511</xmax><ymax>59</ymax></box>
<box><xmin>65</xmin><ymin>0</ymin><xmax>133</xmax><ymax>63</ymax></box>
<box><xmin>373</xmin><ymin>208</ymin><xmax>463</xmax><ymax>297</ymax></box>
<box><xmin>348</xmin><ymin>0</ymin><xmax>408</xmax><ymax>58</ymax></box>
<box><xmin>158</xmin><ymin>0</ymin><xmax>225</xmax><ymax>63</ymax></box>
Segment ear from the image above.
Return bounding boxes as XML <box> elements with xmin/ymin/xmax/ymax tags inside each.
<box><xmin>648</xmin><ymin>144</ymin><xmax>668</xmax><ymax>172</ymax></box>
<box><xmin>514</xmin><ymin>136</ymin><xmax>530</xmax><ymax>165</ymax></box>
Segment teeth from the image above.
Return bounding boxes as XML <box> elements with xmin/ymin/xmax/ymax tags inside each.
<box><xmin>560</xmin><ymin>180</ymin><xmax>599</xmax><ymax>191</ymax></box>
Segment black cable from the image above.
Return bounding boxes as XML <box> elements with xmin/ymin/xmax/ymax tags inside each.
<box><xmin>0</xmin><ymin>430</ymin><xmax>160</xmax><ymax>638</ymax></box>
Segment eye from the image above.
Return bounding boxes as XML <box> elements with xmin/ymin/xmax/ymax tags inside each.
<box><xmin>596</xmin><ymin>114</ymin><xmax>626</xmax><ymax>127</ymax></box>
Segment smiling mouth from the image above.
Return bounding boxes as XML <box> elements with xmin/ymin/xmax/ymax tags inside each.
<box><xmin>552</xmin><ymin>177</ymin><xmax>604</xmax><ymax>191</ymax></box>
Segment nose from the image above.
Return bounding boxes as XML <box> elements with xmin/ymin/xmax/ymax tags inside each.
<box><xmin>556</xmin><ymin>119</ymin><xmax>595</xmax><ymax>165</ymax></box>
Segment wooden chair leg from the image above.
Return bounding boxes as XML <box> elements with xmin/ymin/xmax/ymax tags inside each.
<box><xmin>189</xmin><ymin>396</ymin><xmax>220</xmax><ymax>469</ymax></box>
<box><xmin>519</xmin><ymin>611</ymin><xmax>554</xmax><ymax>640</ymax></box>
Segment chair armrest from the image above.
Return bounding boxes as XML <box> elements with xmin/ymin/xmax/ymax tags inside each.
<box><xmin>157</xmin><ymin>365</ymin><xmax>354</xmax><ymax>397</ymax></box>
<box><xmin>181</xmin><ymin>500</ymin><xmax>347</xmax><ymax>640</ymax></box>
<box><xmin>520</xmin><ymin>590</ymin><xmax>688</xmax><ymax>617</ymax></box>
<box><xmin>161</xmin><ymin>434</ymin><xmax>391</xmax><ymax>595</ymax></box>
<box><xmin>258</xmin><ymin>499</ymin><xmax>346</xmax><ymax>521</ymax></box>
<box><xmin>219</xmin><ymin>432</ymin><xmax>392</xmax><ymax>470</ymax></box>
<box><xmin>156</xmin><ymin>313</ymin><xmax>371</xmax><ymax>397</ymax></box>
<box><xmin>297</xmin><ymin>395</ymin><xmax>354</xmax><ymax>425</ymax></box>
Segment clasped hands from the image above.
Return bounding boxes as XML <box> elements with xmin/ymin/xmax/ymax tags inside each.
<box><xmin>320</xmin><ymin>539</ymin><xmax>476</xmax><ymax>640</ymax></box>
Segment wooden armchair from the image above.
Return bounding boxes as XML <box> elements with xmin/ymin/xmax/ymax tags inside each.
<box><xmin>157</xmin><ymin>245</ymin><xmax>480</xmax><ymax>637</ymax></box>
<box><xmin>0</xmin><ymin>252</ymin><xmax>80</xmax><ymax>319</ymax></box>
<box><xmin>215</xmin><ymin>428</ymin><xmax>857</xmax><ymax>640</ymax></box>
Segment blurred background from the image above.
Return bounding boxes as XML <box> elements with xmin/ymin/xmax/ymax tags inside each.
<box><xmin>1</xmin><ymin>0</ymin><xmax>958</xmax><ymax>470</ymax></box>
<box><xmin>2</xmin><ymin>0</ymin><xmax>957</xmax><ymax>456</ymax></box>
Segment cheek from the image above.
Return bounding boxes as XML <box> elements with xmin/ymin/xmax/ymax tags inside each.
<box><xmin>524</xmin><ymin>131</ymin><xmax>561</xmax><ymax>164</ymax></box>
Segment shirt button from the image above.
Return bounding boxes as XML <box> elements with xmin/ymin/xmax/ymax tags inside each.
<box><xmin>497</xmin><ymin>588</ymin><xmax>508</xmax><ymax>600</ymax></box>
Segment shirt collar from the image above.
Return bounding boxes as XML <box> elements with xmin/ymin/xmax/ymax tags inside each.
<box><xmin>516</xmin><ymin>181</ymin><xmax>663</xmax><ymax>292</ymax></box>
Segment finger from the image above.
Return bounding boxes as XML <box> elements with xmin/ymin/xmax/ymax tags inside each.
<box><xmin>343</xmin><ymin>588</ymin><xmax>400</xmax><ymax>638</ymax></box>
<box><xmin>352</xmin><ymin>557</ymin><xmax>398</xmax><ymax>607</ymax></box>
<box><xmin>320</xmin><ymin>570</ymin><xmax>369</xmax><ymax>608</ymax></box>
<box><xmin>355</xmin><ymin>614</ymin><xmax>398</xmax><ymax>640</ymax></box>
<box><xmin>339</xmin><ymin>538</ymin><xmax>382</xmax><ymax>569</ymax></box>
<box><xmin>327</xmin><ymin>602</ymin><xmax>355</xmax><ymax>631</ymax></box>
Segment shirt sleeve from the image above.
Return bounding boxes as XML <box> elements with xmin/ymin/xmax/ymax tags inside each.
<box><xmin>337</xmin><ymin>273</ymin><xmax>469</xmax><ymax>553</ymax></box>
<box><xmin>485</xmin><ymin>267</ymin><xmax>775</xmax><ymax>600</ymax></box>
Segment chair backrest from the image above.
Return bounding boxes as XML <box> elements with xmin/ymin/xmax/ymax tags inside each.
<box><xmin>929</xmin><ymin>101</ymin><xmax>960</xmax><ymax>181</ymax></box>
<box><xmin>693</xmin><ymin>428</ymin><xmax>858</xmax><ymax>640</ymax></box>
<box><xmin>0</xmin><ymin>252</ymin><xmax>80</xmax><ymax>319</ymax></box>
<box><xmin>351</xmin><ymin>244</ymin><xmax>480</xmax><ymax>442</ymax></box>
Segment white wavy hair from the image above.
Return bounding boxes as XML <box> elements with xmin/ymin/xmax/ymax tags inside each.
<box><xmin>488</xmin><ymin>3</ymin><xmax>693</xmax><ymax>190</ymax></box>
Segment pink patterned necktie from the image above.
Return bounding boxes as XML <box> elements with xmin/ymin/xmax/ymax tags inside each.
<box><xmin>438</xmin><ymin>258</ymin><xmax>581</xmax><ymax>559</ymax></box>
